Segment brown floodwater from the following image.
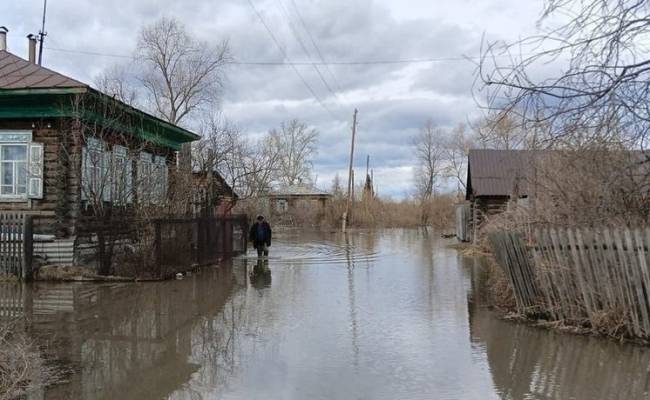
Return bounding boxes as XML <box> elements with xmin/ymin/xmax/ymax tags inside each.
<box><xmin>5</xmin><ymin>229</ymin><xmax>650</xmax><ymax>399</ymax></box>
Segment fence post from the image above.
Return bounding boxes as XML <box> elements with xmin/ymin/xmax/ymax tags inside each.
<box><xmin>22</xmin><ymin>215</ymin><xmax>33</xmax><ymax>281</ymax></box>
<box><xmin>243</xmin><ymin>217</ymin><xmax>249</xmax><ymax>253</ymax></box>
<box><xmin>154</xmin><ymin>220</ymin><xmax>162</xmax><ymax>279</ymax></box>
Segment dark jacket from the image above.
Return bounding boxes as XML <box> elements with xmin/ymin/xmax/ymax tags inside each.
<box><xmin>249</xmin><ymin>221</ymin><xmax>272</xmax><ymax>248</ymax></box>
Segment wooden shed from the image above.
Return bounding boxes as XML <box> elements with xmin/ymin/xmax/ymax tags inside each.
<box><xmin>462</xmin><ymin>149</ymin><xmax>535</xmax><ymax>242</ymax></box>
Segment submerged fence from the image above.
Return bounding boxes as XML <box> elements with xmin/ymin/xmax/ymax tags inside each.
<box><xmin>0</xmin><ymin>214</ymin><xmax>33</xmax><ymax>280</ymax></box>
<box><xmin>489</xmin><ymin>227</ymin><xmax>650</xmax><ymax>337</ymax></box>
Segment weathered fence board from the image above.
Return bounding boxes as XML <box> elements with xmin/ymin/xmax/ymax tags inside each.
<box><xmin>489</xmin><ymin>227</ymin><xmax>650</xmax><ymax>338</ymax></box>
<box><xmin>0</xmin><ymin>213</ymin><xmax>33</xmax><ymax>280</ymax></box>
<box><xmin>488</xmin><ymin>231</ymin><xmax>540</xmax><ymax>313</ymax></box>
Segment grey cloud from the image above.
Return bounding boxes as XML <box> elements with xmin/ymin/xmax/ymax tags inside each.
<box><xmin>0</xmin><ymin>0</ymin><xmax>540</xmax><ymax>197</ymax></box>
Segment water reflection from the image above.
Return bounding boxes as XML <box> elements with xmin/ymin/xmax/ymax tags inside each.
<box><xmin>2</xmin><ymin>230</ymin><xmax>650</xmax><ymax>399</ymax></box>
<box><xmin>249</xmin><ymin>258</ymin><xmax>272</xmax><ymax>289</ymax></box>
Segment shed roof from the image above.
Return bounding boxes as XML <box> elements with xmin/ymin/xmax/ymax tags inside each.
<box><xmin>466</xmin><ymin>149</ymin><xmax>537</xmax><ymax>199</ymax></box>
<box><xmin>466</xmin><ymin>149</ymin><xmax>650</xmax><ymax>200</ymax></box>
<box><xmin>269</xmin><ymin>184</ymin><xmax>332</xmax><ymax>197</ymax></box>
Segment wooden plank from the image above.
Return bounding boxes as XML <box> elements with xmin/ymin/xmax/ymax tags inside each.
<box><xmin>612</xmin><ymin>228</ymin><xmax>642</xmax><ymax>337</ymax></box>
<box><xmin>624</xmin><ymin>228</ymin><xmax>650</xmax><ymax>335</ymax></box>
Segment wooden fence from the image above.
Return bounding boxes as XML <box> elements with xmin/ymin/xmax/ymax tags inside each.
<box><xmin>153</xmin><ymin>215</ymin><xmax>249</xmax><ymax>279</ymax></box>
<box><xmin>0</xmin><ymin>213</ymin><xmax>33</xmax><ymax>280</ymax></box>
<box><xmin>488</xmin><ymin>227</ymin><xmax>650</xmax><ymax>337</ymax></box>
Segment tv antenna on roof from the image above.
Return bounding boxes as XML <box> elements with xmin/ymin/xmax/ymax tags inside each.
<box><xmin>37</xmin><ymin>0</ymin><xmax>47</xmax><ymax>65</ymax></box>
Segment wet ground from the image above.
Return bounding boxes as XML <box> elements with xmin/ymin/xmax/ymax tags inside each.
<box><xmin>6</xmin><ymin>229</ymin><xmax>650</xmax><ymax>399</ymax></box>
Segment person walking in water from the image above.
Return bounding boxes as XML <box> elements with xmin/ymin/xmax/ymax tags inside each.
<box><xmin>249</xmin><ymin>215</ymin><xmax>272</xmax><ymax>257</ymax></box>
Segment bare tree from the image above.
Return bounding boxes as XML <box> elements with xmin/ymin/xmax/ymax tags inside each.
<box><xmin>269</xmin><ymin>119</ymin><xmax>319</xmax><ymax>186</ymax></box>
<box><xmin>94</xmin><ymin>64</ymin><xmax>139</xmax><ymax>107</ymax></box>
<box><xmin>473</xmin><ymin>112</ymin><xmax>532</xmax><ymax>150</ymax></box>
<box><xmin>137</xmin><ymin>17</ymin><xmax>230</xmax><ymax>172</ymax></box>
<box><xmin>413</xmin><ymin>120</ymin><xmax>446</xmax><ymax>224</ymax></box>
<box><xmin>443</xmin><ymin>123</ymin><xmax>477</xmax><ymax>193</ymax></box>
<box><xmin>60</xmin><ymin>93</ymin><xmax>189</xmax><ymax>275</ymax></box>
<box><xmin>137</xmin><ymin>17</ymin><xmax>230</xmax><ymax>126</ymax></box>
<box><xmin>413</xmin><ymin>120</ymin><xmax>446</xmax><ymax>199</ymax></box>
<box><xmin>193</xmin><ymin>117</ymin><xmax>293</xmax><ymax>202</ymax></box>
<box><xmin>478</xmin><ymin>0</ymin><xmax>650</xmax><ymax>149</ymax></box>
<box><xmin>477</xmin><ymin>0</ymin><xmax>650</xmax><ymax>223</ymax></box>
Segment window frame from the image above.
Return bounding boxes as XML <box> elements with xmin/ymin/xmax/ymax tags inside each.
<box><xmin>0</xmin><ymin>131</ymin><xmax>33</xmax><ymax>201</ymax></box>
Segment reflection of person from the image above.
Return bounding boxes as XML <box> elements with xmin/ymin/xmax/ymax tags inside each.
<box><xmin>250</xmin><ymin>258</ymin><xmax>272</xmax><ymax>288</ymax></box>
<box><xmin>249</xmin><ymin>215</ymin><xmax>272</xmax><ymax>257</ymax></box>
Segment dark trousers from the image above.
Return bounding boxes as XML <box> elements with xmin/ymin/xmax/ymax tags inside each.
<box><xmin>256</xmin><ymin>243</ymin><xmax>269</xmax><ymax>257</ymax></box>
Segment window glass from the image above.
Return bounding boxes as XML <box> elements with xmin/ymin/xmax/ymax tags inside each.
<box><xmin>3</xmin><ymin>145</ymin><xmax>27</xmax><ymax>161</ymax></box>
<box><xmin>2</xmin><ymin>162</ymin><xmax>13</xmax><ymax>185</ymax></box>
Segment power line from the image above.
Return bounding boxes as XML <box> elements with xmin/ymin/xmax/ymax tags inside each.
<box><xmin>274</xmin><ymin>0</ymin><xmax>339</xmax><ymax>102</ymax></box>
<box><xmin>44</xmin><ymin>46</ymin><xmax>488</xmax><ymax>65</ymax></box>
<box><xmin>288</xmin><ymin>0</ymin><xmax>343</xmax><ymax>92</ymax></box>
<box><xmin>245</xmin><ymin>0</ymin><xmax>337</xmax><ymax>120</ymax></box>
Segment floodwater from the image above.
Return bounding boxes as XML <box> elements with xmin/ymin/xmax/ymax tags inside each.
<box><xmin>5</xmin><ymin>229</ymin><xmax>650</xmax><ymax>399</ymax></box>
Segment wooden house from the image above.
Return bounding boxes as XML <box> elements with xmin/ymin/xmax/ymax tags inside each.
<box><xmin>0</xmin><ymin>35</ymin><xmax>199</xmax><ymax>264</ymax></box>
<box><xmin>191</xmin><ymin>171</ymin><xmax>238</xmax><ymax>216</ymax></box>
<box><xmin>268</xmin><ymin>184</ymin><xmax>332</xmax><ymax>225</ymax></box>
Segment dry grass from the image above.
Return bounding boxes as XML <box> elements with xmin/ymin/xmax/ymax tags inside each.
<box><xmin>322</xmin><ymin>195</ymin><xmax>456</xmax><ymax>229</ymax></box>
<box><xmin>483</xmin><ymin>256</ymin><xmax>517</xmax><ymax>312</ymax></box>
<box><xmin>0</xmin><ymin>319</ymin><xmax>55</xmax><ymax>400</ymax></box>
<box><xmin>34</xmin><ymin>265</ymin><xmax>95</xmax><ymax>281</ymax></box>
<box><xmin>0</xmin><ymin>274</ymin><xmax>18</xmax><ymax>283</ymax></box>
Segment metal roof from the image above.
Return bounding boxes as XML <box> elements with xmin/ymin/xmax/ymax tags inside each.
<box><xmin>269</xmin><ymin>184</ymin><xmax>332</xmax><ymax>197</ymax></box>
<box><xmin>0</xmin><ymin>50</ymin><xmax>86</xmax><ymax>89</ymax></box>
<box><xmin>0</xmin><ymin>50</ymin><xmax>200</xmax><ymax>149</ymax></box>
<box><xmin>466</xmin><ymin>149</ymin><xmax>536</xmax><ymax>199</ymax></box>
<box><xmin>466</xmin><ymin>149</ymin><xmax>649</xmax><ymax>200</ymax></box>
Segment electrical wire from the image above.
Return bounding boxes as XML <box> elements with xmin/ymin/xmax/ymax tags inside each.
<box><xmin>274</xmin><ymin>0</ymin><xmax>340</xmax><ymax>102</ymax></box>
<box><xmin>44</xmin><ymin>46</ymin><xmax>486</xmax><ymax>65</ymax></box>
<box><xmin>245</xmin><ymin>0</ymin><xmax>337</xmax><ymax>120</ymax></box>
<box><xmin>288</xmin><ymin>0</ymin><xmax>343</xmax><ymax>92</ymax></box>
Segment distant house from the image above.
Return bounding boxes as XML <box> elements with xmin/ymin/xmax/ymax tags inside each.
<box><xmin>0</xmin><ymin>32</ymin><xmax>199</xmax><ymax>263</ymax></box>
<box><xmin>191</xmin><ymin>171</ymin><xmax>238</xmax><ymax>216</ymax></box>
<box><xmin>268</xmin><ymin>184</ymin><xmax>332</xmax><ymax>221</ymax></box>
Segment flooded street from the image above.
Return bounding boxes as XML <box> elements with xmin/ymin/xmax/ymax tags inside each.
<box><xmin>7</xmin><ymin>229</ymin><xmax>650</xmax><ymax>399</ymax></box>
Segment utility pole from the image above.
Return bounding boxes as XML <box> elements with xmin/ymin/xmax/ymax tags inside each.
<box><xmin>342</xmin><ymin>108</ymin><xmax>358</xmax><ymax>232</ymax></box>
<box><xmin>37</xmin><ymin>0</ymin><xmax>47</xmax><ymax>65</ymax></box>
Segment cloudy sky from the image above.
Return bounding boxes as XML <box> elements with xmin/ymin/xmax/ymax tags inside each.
<box><xmin>1</xmin><ymin>0</ymin><xmax>544</xmax><ymax>197</ymax></box>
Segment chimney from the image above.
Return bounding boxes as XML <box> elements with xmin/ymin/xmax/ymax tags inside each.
<box><xmin>27</xmin><ymin>34</ymin><xmax>37</xmax><ymax>63</ymax></box>
<box><xmin>0</xmin><ymin>27</ymin><xmax>7</xmax><ymax>51</ymax></box>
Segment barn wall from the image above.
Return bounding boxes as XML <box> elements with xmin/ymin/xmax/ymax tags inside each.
<box><xmin>470</xmin><ymin>196</ymin><xmax>510</xmax><ymax>243</ymax></box>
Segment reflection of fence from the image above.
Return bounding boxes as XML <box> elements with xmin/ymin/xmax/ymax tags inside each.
<box><xmin>0</xmin><ymin>213</ymin><xmax>33</xmax><ymax>280</ymax></box>
<box><xmin>153</xmin><ymin>215</ymin><xmax>248</xmax><ymax>279</ymax></box>
<box><xmin>489</xmin><ymin>227</ymin><xmax>650</xmax><ymax>337</ymax></box>
<box><xmin>0</xmin><ymin>283</ymin><xmax>28</xmax><ymax>319</ymax></box>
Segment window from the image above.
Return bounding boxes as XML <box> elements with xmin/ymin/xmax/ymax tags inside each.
<box><xmin>137</xmin><ymin>152</ymin><xmax>153</xmax><ymax>203</ymax></box>
<box><xmin>112</xmin><ymin>145</ymin><xmax>133</xmax><ymax>204</ymax></box>
<box><xmin>81</xmin><ymin>138</ymin><xmax>107</xmax><ymax>202</ymax></box>
<box><xmin>1</xmin><ymin>145</ymin><xmax>27</xmax><ymax>196</ymax></box>
<box><xmin>153</xmin><ymin>156</ymin><xmax>168</xmax><ymax>203</ymax></box>
<box><xmin>276</xmin><ymin>199</ymin><xmax>289</xmax><ymax>213</ymax></box>
<box><xmin>0</xmin><ymin>131</ymin><xmax>43</xmax><ymax>200</ymax></box>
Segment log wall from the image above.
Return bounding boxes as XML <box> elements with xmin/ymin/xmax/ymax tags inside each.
<box><xmin>0</xmin><ymin>120</ymin><xmax>81</xmax><ymax>237</ymax></box>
